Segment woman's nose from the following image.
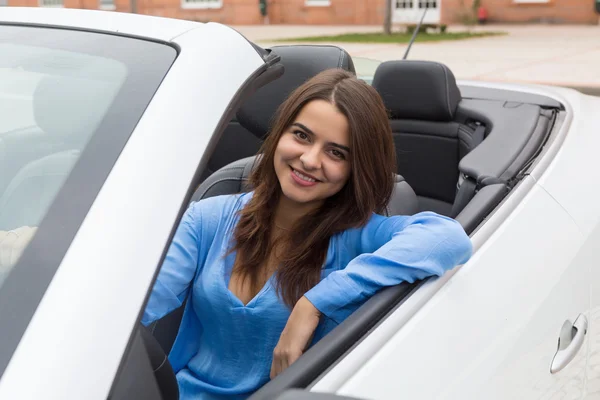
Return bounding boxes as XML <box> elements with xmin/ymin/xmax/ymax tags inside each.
<box><xmin>299</xmin><ymin>146</ymin><xmax>321</xmax><ymax>170</ymax></box>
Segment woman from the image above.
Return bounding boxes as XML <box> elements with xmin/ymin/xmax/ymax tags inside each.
<box><xmin>142</xmin><ymin>69</ymin><xmax>472</xmax><ymax>399</ymax></box>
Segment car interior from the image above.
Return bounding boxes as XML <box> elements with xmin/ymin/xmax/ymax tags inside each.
<box><xmin>130</xmin><ymin>43</ymin><xmax>564</xmax><ymax>400</ymax></box>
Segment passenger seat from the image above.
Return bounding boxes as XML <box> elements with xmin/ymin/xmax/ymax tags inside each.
<box><xmin>372</xmin><ymin>60</ymin><xmax>486</xmax><ymax>217</ymax></box>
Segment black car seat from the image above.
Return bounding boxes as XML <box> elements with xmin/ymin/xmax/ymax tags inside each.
<box><xmin>372</xmin><ymin>60</ymin><xmax>487</xmax><ymax>217</ymax></box>
<box><xmin>0</xmin><ymin>75</ymin><xmax>116</xmax><ymax>230</ymax></box>
<box><xmin>150</xmin><ymin>45</ymin><xmax>419</xmax><ymax>354</ymax></box>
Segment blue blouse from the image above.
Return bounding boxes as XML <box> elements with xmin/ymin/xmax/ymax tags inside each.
<box><xmin>142</xmin><ymin>192</ymin><xmax>472</xmax><ymax>399</ymax></box>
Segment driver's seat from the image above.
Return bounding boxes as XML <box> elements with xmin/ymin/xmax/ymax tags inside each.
<box><xmin>150</xmin><ymin>45</ymin><xmax>419</xmax><ymax>355</ymax></box>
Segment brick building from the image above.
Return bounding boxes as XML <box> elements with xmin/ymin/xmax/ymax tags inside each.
<box><xmin>4</xmin><ymin>0</ymin><xmax>599</xmax><ymax>25</ymax></box>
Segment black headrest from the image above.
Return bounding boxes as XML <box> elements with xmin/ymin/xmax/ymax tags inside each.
<box><xmin>372</xmin><ymin>60</ymin><xmax>461</xmax><ymax>122</ymax></box>
<box><xmin>236</xmin><ymin>45</ymin><xmax>356</xmax><ymax>139</ymax></box>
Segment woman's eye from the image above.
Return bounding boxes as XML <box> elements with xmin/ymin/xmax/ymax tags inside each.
<box><xmin>294</xmin><ymin>130</ymin><xmax>309</xmax><ymax>141</ymax></box>
<box><xmin>331</xmin><ymin>149</ymin><xmax>346</xmax><ymax>160</ymax></box>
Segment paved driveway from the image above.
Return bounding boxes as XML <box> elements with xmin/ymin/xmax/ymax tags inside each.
<box><xmin>233</xmin><ymin>24</ymin><xmax>600</xmax><ymax>94</ymax></box>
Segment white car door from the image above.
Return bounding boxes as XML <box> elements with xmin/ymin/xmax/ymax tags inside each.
<box><xmin>315</xmin><ymin>178</ymin><xmax>589</xmax><ymax>400</ymax></box>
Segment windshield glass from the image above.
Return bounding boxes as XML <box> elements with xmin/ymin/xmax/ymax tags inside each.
<box><xmin>353</xmin><ymin>57</ymin><xmax>382</xmax><ymax>85</ymax></box>
<box><xmin>0</xmin><ymin>25</ymin><xmax>176</xmax><ymax>288</ymax></box>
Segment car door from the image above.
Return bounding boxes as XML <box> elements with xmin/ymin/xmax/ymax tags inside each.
<box><xmin>311</xmin><ymin>176</ymin><xmax>590</xmax><ymax>400</ymax></box>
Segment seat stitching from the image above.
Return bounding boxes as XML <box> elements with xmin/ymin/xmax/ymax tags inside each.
<box><xmin>441</xmin><ymin>64</ymin><xmax>452</xmax><ymax>119</ymax></box>
<box><xmin>211</xmin><ymin>166</ymin><xmax>245</xmax><ymax>173</ymax></box>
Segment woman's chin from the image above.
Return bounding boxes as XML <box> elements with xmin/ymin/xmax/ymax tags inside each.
<box><xmin>280</xmin><ymin>185</ymin><xmax>321</xmax><ymax>206</ymax></box>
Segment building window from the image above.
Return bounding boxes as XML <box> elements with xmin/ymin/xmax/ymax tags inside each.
<box><xmin>99</xmin><ymin>0</ymin><xmax>115</xmax><ymax>9</ymax></box>
<box><xmin>396</xmin><ymin>0</ymin><xmax>414</xmax><ymax>9</ymax></box>
<box><xmin>40</xmin><ymin>0</ymin><xmax>63</xmax><ymax>6</ymax></box>
<box><xmin>181</xmin><ymin>0</ymin><xmax>222</xmax><ymax>9</ymax></box>
<box><xmin>305</xmin><ymin>0</ymin><xmax>331</xmax><ymax>6</ymax></box>
<box><xmin>0</xmin><ymin>0</ymin><xmax>7</xmax><ymax>6</ymax></box>
<box><xmin>418</xmin><ymin>0</ymin><xmax>437</xmax><ymax>7</ymax></box>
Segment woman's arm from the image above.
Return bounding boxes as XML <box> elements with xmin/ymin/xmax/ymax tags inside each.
<box><xmin>141</xmin><ymin>204</ymin><xmax>202</xmax><ymax>326</ymax></box>
<box><xmin>271</xmin><ymin>212</ymin><xmax>473</xmax><ymax>377</ymax></box>
<box><xmin>142</xmin><ymin>194</ymin><xmax>242</xmax><ymax>325</ymax></box>
<box><xmin>304</xmin><ymin>211</ymin><xmax>473</xmax><ymax>324</ymax></box>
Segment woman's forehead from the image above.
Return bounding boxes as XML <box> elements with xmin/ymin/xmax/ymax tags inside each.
<box><xmin>293</xmin><ymin>100</ymin><xmax>350</xmax><ymax>146</ymax></box>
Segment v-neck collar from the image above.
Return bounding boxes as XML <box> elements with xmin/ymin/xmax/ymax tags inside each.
<box><xmin>222</xmin><ymin>247</ymin><xmax>275</xmax><ymax>309</ymax></box>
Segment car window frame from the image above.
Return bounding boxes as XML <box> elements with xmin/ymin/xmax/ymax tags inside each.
<box><xmin>0</xmin><ymin>24</ymin><xmax>179</xmax><ymax>378</ymax></box>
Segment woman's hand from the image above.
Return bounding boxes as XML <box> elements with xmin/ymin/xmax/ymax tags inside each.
<box><xmin>270</xmin><ymin>296</ymin><xmax>321</xmax><ymax>379</ymax></box>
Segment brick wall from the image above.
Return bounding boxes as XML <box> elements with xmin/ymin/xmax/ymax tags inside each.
<box><xmin>6</xmin><ymin>0</ymin><xmax>598</xmax><ymax>25</ymax></box>
<box><xmin>442</xmin><ymin>0</ymin><xmax>598</xmax><ymax>25</ymax></box>
<box><xmin>138</xmin><ymin>0</ymin><xmax>264</xmax><ymax>24</ymax></box>
<box><xmin>269</xmin><ymin>0</ymin><xmax>385</xmax><ymax>24</ymax></box>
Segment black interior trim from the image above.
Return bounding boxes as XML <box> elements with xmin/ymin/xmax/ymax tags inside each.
<box><xmin>459</xmin><ymin>84</ymin><xmax>564</xmax><ymax>110</ymax></box>
<box><xmin>500</xmin><ymin>109</ymin><xmax>555</xmax><ymax>183</ymax></box>
<box><xmin>108</xmin><ymin>328</ymin><xmax>164</xmax><ymax>400</ymax></box>
<box><xmin>455</xmin><ymin>183</ymin><xmax>509</xmax><ymax>235</ymax></box>
<box><xmin>458</xmin><ymin>99</ymin><xmax>544</xmax><ymax>181</ymax></box>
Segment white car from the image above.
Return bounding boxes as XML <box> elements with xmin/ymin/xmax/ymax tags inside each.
<box><xmin>0</xmin><ymin>7</ymin><xmax>599</xmax><ymax>400</ymax></box>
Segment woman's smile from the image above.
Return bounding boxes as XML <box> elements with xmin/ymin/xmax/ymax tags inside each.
<box><xmin>290</xmin><ymin>167</ymin><xmax>320</xmax><ymax>187</ymax></box>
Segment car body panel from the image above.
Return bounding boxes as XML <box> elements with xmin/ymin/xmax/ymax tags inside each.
<box><xmin>320</xmin><ymin>180</ymin><xmax>588</xmax><ymax>400</ymax></box>
<box><xmin>0</xmin><ymin>21</ymin><xmax>264</xmax><ymax>400</ymax></box>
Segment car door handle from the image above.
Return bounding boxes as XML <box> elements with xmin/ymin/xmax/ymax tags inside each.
<box><xmin>550</xmin><ymin>314</ymin><xmax>588</xmax><ymax>374</ymax></box>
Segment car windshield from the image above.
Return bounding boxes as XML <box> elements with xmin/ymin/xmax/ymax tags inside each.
<box><xmin>0</xmin><ymin>25</ymin><xmax>177</xmax><ymax>289</ymax></box>
<box><xmin>353</xmin><ymin>57</ymin><xmax>383</xmax><ymax>85</ymax></box>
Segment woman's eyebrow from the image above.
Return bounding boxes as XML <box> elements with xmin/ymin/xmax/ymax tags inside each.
<box><xmin>291</xmin><ymin>122</ymin><xmax>351</xmax><ymax>153</ymax></box>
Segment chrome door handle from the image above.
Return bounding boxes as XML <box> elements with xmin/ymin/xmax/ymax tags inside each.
<box><xmin>550</xmin><ymin>314</ymin><xmax>588</xmax><ymax>374</ymax></box>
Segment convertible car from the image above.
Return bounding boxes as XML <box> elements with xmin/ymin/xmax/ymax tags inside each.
<box><xmin>0</xmin><ymin>7</ymin><xmax>599</xmax><ymax>400</ymax></box>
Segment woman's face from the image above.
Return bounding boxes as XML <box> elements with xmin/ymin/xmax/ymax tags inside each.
<box><xmin>274</xmin><ymin>99</ymin><xmax>352</xmax><ymax>208</ymax></box>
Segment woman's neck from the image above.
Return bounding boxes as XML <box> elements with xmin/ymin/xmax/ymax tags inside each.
<box><xmin>274</xmin><ymin>195</ymin><xmax>322</xmax><ymax>231</ymax></box>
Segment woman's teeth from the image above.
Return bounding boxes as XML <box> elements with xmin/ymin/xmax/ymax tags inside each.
<box><xmin>293</xmin><ymin>169</ymin><xmax>316</xmax><ymax>182</ymax></box>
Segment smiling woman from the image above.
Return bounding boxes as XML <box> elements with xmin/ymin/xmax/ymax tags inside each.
<box><xmin>141</xmin><ymin>68</ymin><xmax>472</xmax><ymax>399</ymax></box>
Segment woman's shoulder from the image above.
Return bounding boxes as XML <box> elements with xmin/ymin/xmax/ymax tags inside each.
<box><xmin>187</xmin><ymin>191</ymin><xmax>253</xmax><ymax>221</ymax></box>
<box><xmin>338</xmin><ymin>210</ymin><xmax>461</xmax><ymax>244</ymax></box>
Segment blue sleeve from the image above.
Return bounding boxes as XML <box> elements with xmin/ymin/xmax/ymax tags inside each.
<box><xmin>141</xmin><ymin>204</ymin><xmax>202</xmax><ymax>326</ymax></box>
<box><xmin>304</xmin><ymin>212</ymin><xmax>473</xmax><ymax>324</ymax></box>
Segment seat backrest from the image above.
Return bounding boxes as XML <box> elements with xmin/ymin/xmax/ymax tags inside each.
<box><xmin>372</xmin><ymin>60</ymin><xmax>485</xmax><ymax>216</ymax></box>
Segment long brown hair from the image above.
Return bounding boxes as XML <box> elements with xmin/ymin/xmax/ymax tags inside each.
<box><xmin>230</xmin><ymin>68</ymin><xmax>396</xmax><ymax>308</ymax></box>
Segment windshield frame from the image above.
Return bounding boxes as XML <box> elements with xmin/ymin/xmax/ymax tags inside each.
<box><xmin>0</xmin><ymin>23</ymin><xmax>177</xmax><ymax>378</ymax></box>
